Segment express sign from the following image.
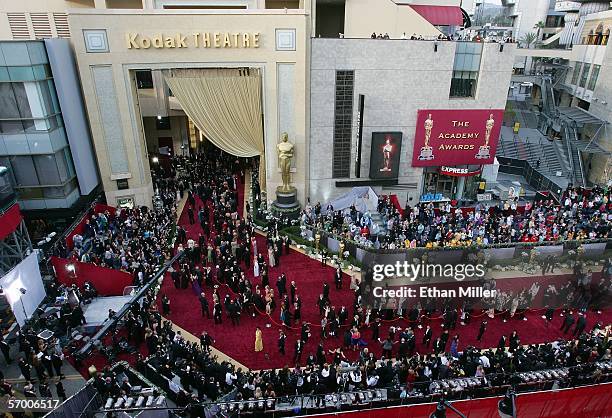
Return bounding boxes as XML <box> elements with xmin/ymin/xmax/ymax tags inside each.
<box><xmin>412</xmin><ymin>109</ymin><xmax>504</xmax><ymax>167</ymax></box>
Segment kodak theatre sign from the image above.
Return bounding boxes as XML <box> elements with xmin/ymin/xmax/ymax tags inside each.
<box><xmin>126</xmin><ymin>32</ymin><xmax>261</xmax><ymax>49</ymax></box>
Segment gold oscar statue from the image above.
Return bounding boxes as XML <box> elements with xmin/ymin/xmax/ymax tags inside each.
<box><xmin>476</xmin><ymin>113</ymin><xmax>495</xmax><ymax>160</ymax></box>
<box><xmin>418</xmin><ymin>113</ymin><xmax>435</xmax><ymax>161</ymax></box>
<box><xmin>277</xmin><ymin>132</ymin><xmax>295</xmax><ymax>192</ymax></box>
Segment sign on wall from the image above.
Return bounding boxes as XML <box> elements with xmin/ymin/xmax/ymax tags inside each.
<box><xmin>412</xmin><ymin>109</ymin><xmax>504</xmax><ymax>167</ymax></box>
<box><xmin>554</xmin><ymin>1</ymin><xmax>581</xmax><ymax>12</ymax></box>
<box><xmin>369</xmin><ymin>132</ymin><xmax>403</xmax><ymax>179</ymax></box>
<box><xmin>439</xmin><ymin>166</ymin><xmax>482</xmax><ymax>177</ymax></box>
<box><xmin>126</xmin><ymin>32</ymin><xmax>261</xmax><ymax>49</ymax></box>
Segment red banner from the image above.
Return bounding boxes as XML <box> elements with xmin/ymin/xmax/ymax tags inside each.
<box><xmin>0</xmin><ymin>203</ymin><xmax>23</xmax><ymax>241</ymax></box>
<box><xmin>412</xmin><ymin>109</ymin><xmax>504</xmax><ymax>167</ymax></box>
<box><xmin>51</xmin><ymin>256</ymin><xmax>133</xmax><ymax>296</ymax></box>
<box><xmin>304</xmin><ymin>383</ymin><xmax>612</xmax><ymax>418</ymax></box>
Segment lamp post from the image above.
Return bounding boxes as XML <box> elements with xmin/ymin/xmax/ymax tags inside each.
<box><xmin>19</xmin><ymin>287</ymin><xmax>28</xmax><ymax>323</ymax></box>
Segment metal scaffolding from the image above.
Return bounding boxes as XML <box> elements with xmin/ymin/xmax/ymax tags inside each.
<box><xmin>0</xmin><ymin>217</ymin><xmax>33</xmax><ymax>276</ymax></box>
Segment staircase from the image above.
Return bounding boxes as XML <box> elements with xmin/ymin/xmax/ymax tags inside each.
<box><xmin>541</xmin><ymin>77</ymin><xmax>557</xmax><ymax>118</ymax></box>
<box><xmin>551</xmin><ymin>138</ymin><xmax>572</xmax><ymax>176</ymax></box>
<box><xmin>497</xmin><ymin>128</ymin><xmax>565</xmax><ymax>180</ymax></box>
<box><xmin>562</xmin><ymin>123</ymin><xmax>586</xmax><ymax>187</ymax></box>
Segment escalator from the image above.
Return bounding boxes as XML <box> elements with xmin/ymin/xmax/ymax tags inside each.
<box><xmin>563</xmin><ymin>123</ymin><xmax>586</xmax><ymax>187</ymax></box>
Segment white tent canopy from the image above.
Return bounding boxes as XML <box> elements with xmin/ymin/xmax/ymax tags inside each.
<box><xmin>324</xmin><ymin>187</ymin><xmax>379</xmax><ymax>214</ymax></box>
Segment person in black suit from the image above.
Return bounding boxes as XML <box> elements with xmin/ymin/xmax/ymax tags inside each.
<box><xmin>293</xmin><ymin>339</ymin><xmax>303</xmax><ymax>364</ymax></box>
<box><xmin>199</xmin><ymin>293</ymin><xmax>210</xmax><ymax>318</ymax></box>
<box><xmin>323</xmin><ymin>283</ymin><xmax>330</xmax><ymax>301</ymax></box>
<box><xmin>213</xmin><ymin>302</ymin><xmax>222</xmax><ymax>324</ymax></box>
<box><xmin>200</xmin><ymin>331</ymin><xmax>214</xmax><ymax>352</ymax></box>
<box><xmin>334</xmin><ymin>268</ymin><xmax>343</xmax><ymax>290</ymax></box>
<box><xmin>497</xmin><ymin>335</ymin><xmax>507</xmax><ymax>352</ymax></box>
<box><xmin>276</xmin><ymin>276</ymin><xmax>286</xmax><ymax>297</ymax></box>
<box><xmin>574</xmin><ymin>313</ymin><xmax>587</xmax><ymax>336</ymax></box>
<box><xmin>477</xmin><ymin>320</ymin><xmax>487</xmax><ymax>342</ymax></box>
<box><xmin>278</xmin><ymin>330</ymin><xmax>286</xmax><ymax>355</ymax></box>
<box><xmin>422</xmin><ymin>325</ymin><xmax>433</xmax><ymax>347</ymax></box>
<box><xmin>56</xmin><ymin>378</ymin><xmax>67</xmax><ymax>400</ymax></box>
<box><xmin>290</xmin><ymin>281</ymin><xmax>297</xmax><ymax>305</ymax></box>
<box><xmin>171</xmin><ymin>270</ymin><xmax>180</xmax><ymax>289</ymax></box>
<box><xmin>0</xmin><ymin>336</ymin><xmax>10</xmax><ymax>364</ymax></box>
<box><xmin>509</xmin><ymin>331</ymin><xmax>520</xmax><ymax>352</ymax></box>
<box><xmin>51</xmin><ymin>352</ymin><xmax>63</xmax><ymax>378</ymax></box>
<box><xmin>161</xmin><ymin>295</ymin><xmax>170</xmax><ymax>315</ymax></box>
<box><xmin>561</xmin><ymin>312</ymin><xmax>575</xmax><ymax>333</ymax></box>
<box><xmin>18</xmin><ymin>357</ymin><xmax>32</xmax><ymax>381</ymax></box>
<box><xmin>433</xmin><ymin>337</ymin><xmax>444</xmax><ymax>354</ymax></box>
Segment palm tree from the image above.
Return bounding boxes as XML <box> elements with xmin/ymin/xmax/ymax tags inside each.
<box><xmin>534</xmin><ymin>20</ymin><xmax>545</xmax><ymax>44</ymax></box>
<box><xmin>522</xmin><ymin>32</ymin><xmax>537</xmax><ymax>49</ymax></box>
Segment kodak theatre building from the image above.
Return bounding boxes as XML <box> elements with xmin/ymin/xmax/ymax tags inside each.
<box><xmin>68</xmin><ymin>1</ymin><xmax>515</xmax><ymax>209</ymax></box>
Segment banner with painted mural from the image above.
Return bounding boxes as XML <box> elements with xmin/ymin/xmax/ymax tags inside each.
<box><xmin>412</xmin><ymin>109</ymin><xmax>504</xmax><ymax>167</ymax></box>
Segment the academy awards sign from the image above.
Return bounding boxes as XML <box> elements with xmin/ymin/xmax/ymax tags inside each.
<box><xmin>126</xmin><ymin>32</ymin><xmax>261</xmax><ymax>49</ymax></box>
<box><xmin>412</xmin><ymin>109</ymin><xmax>504</xmax><ymax>167</ymax></box>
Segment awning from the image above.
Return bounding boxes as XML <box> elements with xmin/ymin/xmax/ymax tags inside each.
<box><xmin>409</xmin><ymin>5</ymin><xmax>463</xmax><ymax>26</ymax></box>
<box><xmin>557</xmin><ymin>106</ymin><xmax>607</xmax><ymax>127</ymax></box>
<box><xmin>574</xmin><ymin>140</ymin><xmax>612</xmax><ymax>155</ymax></box>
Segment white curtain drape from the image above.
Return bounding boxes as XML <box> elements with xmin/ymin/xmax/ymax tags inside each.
<box><xmin>163</xmin><ymin>68</ymin><xmax>266</xmax><ymax>188</ymax></box>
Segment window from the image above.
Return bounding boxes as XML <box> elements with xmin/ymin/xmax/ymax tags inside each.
<box><xmin>587</xmin><ymin>65</ymin><xmax>600</xmax><ymax>91</ymax></box>
<box><xmin>332</xmin><ymin>70</ymin><xmax>354</xmax><ymax>178</ymax></box>
<box><xmin>0</xmin><ymin>79</ymin><xmax>62</xmax><ymax>133</ymax></box>
<box><xmin>545</xmin><ymin>15</ymin><xmax>562</xmax><ymax>28</ymax></box>
<box><xmin>34</xmin><ymin>154</ymin><xmax>61</xmax><ymax>185</ymax></box>
<box><xmin>579</xmin><ymin>63</ymin><xmax>590</xmax><ymax>88</ymax></box>
<box><xmin>135</xmin><ymin>70</ymin><xmax>153</xmax><ymax>89</ymax></box>
<box><xmin>4</xmin><ymin>151</ymin><xmax>75</xmax><ymax>188</ymax></box>
<box><xmin>571</xmin><ymin>62</ymin><xmax>582</xmax><ymax>85</ymax></box>
<box><xmin>450</xmin><ymin>42</ymin><xmax>483</xmax><ymax>98</ymax></box>
<box><xmin>9</xmin><ymin>155</ymin><xmax>38</xmax><ymax>186</ymax></box>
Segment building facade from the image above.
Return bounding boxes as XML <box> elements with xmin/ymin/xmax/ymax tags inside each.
<box><xmin>69</xmin><ymin>6</ymin><xmax>310</xmax><ymax>208</ymax></box>
<box><xmin>560</xmin><ymin>9</ymin><xmax>612</xmax><ymax>185</ymax></box>
<box><xmin>309</xmin><ymin>38</ymin><xmax>515</xmax><ymax>204</ymax></box>
<box><xmin>0</xmin><ymin>0</ymin><xmax>516</xmax><ymax>210</ymax></box>
<box><xmin>0</xmin><ymin>39</ymin><xmax>98</xmax><ymax>210</ymax></box>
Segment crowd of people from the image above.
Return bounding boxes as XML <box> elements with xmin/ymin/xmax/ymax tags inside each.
<box><xmin>0</xmin><ymin>331</ymin><xmax>68</xmax><ymax>401</ymax></box>
<box><xmin>366</xmin><ymin>32</ymin><xmax>514</xmax><ymax>43</ymax></box>
<box><xmin>301</xmin><ymin>186</ymin><xmax>612</xmax><ymax>250</ymax></box>
<box><xmin>3</xmin><ymin>147</ymin><xmax>611</xmax><ymax>414</ymax></box>
<box><xmin>133</xmin><ymin>310</ymin><xmax>612</xmax><ymax>408</ymax></box>
<box><xmin>52</xmin><ymin>198</ymin><xmax>177</xmax><ymax>288</ymax></box>
<box><xmin>129</xmin><ymin>152</ymin><xmax>611</xmax><ymax>411</ymax></box>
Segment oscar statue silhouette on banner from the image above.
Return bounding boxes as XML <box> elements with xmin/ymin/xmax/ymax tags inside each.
<box><xmin>418</xmin><ymin>113</ymin><xmax>435</xmax><ymax>161</ymax></box>
<box><xmin>475</xmin><ymin>113</ymin><xmax>495</xmax><ymax>160</ymax></box>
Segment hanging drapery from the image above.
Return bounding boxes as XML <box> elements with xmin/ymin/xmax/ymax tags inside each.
<box><xmin>163</xmin><ymin>68</ymin><xmax>266</xmax><ymax>189</ymax></box>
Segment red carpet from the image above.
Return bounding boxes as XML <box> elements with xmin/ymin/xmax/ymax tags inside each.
<box><xmin>156</xmin><ymin>177</ymin><xmax>612</xmax><ymax>370</ymax></box>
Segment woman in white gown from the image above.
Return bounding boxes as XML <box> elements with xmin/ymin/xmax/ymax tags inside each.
<box><xmin>251</xmin><ymin>236</ymin><xmax>258</xmax><ymax>258</ymax></box>
<box><xmin>253</xmin><ymin>259</ymin><xmax>260</xmax><ymax>277</ymax></box>
<box><xmin>268</xmin><ymin>246</ymin><xmax>276</xmax><ymax>267</ymax></box>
